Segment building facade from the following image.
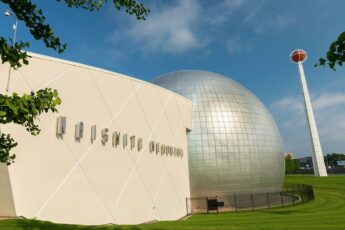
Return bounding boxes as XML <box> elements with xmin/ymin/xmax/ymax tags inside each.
<box><xmin>0</xmin><ymin>53</ymin><xmax>192</xmax><ymax>225</ymax></box>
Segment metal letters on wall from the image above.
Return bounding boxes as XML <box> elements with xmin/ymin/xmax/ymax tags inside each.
<box><xmin>156</xmin><ymin>143</ymin><xmax>160</xmax><ymax>154</ymax></box>
<box><xmin>75</xmin><ymin>122</ymin><xmax>84</xmax><ymax>140</ymax></box>
<box><xmin>101</xmin><ymin>128</ymin><xmax>108</xmax><ymax>145</ymax></box>
<box><xmin>56</xmin><ymin>118</ymin><xmax>184</xmax><ymax>157</ymax></box>
<box><xmin>161</xmin><ymin>144</ymin><xmax>165</xmax><ymax>154</ymax></box>
<box><xmin>56</xmin><ymin>116</ymin><xmax>66</xmax><ymax>136</ymax></box>
<box><xmin>149</xmin><ymin>141</ymin><xmax>155</xmax><ymax>152</ymax></box>
<box><xmin>112</xmin><ymin>131</ymin><xmax>120</xmax><ymax>147</ymax></box>
<box><xmin>137</xmin><ymin>138</ymin><xmax>143</xmax><ymax>151</ymax></box>
<box><xmin>130</xmin><ymin>136</ymin><xmax>136</xmax><ymax>150</ymax></box>
<box><xmin>91</xmin><ymin>125</ymin><xmax>96</xmax><ymax>143</ymax></box>
<box><xmin>123</xmin><ymin>134</ymin><xmax>128</xmax><ymax>148</ymax></box>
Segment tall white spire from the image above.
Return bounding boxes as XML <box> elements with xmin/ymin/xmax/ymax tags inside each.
<box><xmin>290</xmin><ymin>49</ymin><xmax>327</xmax><ymax>177</ymax></box>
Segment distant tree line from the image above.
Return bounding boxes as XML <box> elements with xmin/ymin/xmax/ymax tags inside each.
<box><xmin>325</xmin><ymin>153</ymin><xmax>345</xmax><ymax>166</ymax></box>
<box><xmin>285</xmin><ymin>153</ymin><xmax>345</xmax><ymax>175</ymax></box>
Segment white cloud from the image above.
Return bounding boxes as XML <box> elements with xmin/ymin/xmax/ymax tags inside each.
<box><xmin>313</xmin><ymin>93</ymin><xmax>345</xmax><ymax>110</ymax></box>
<box><xmin>107</xmin><ymin>0</ymin><xmax>294</xmax><ymax>57</ymax></box>
<box><xmin>110</xmin><ymin>0</ymin><xmax>203</xmax><ymax>53</ymax></box>
<box><xmin>205</xmin><ymin>0</ymin><xmax>246</xmax><ymax>25</ymax></box>
<box><xmin>108</xmin><ymin>0</ymin><xmax>251</xmax><ymax>55</ymax></box>
<box><xmin>272</xmin><ymin>97</ymin><xmax>303</xmax><ymax>114</ymax></box>
<box><xmin>224</xmin><ymin>0</ymin><xmax>245</xmax><ymax>8</ymax></box>
<box><xmin>254</xmin><ymin>15</ymin><xmax>293</xmax><ymax>34</ymax></box>
<box><xmin>241</xmin><ymin>1</ymin><xmax>294</xmax><ymax>34</ymax></box>
<box><xmin>271</xmin><ymin>91</ymin><xmax>345</xmax><ymax>156</ymax></box>
<box><xmin>226</xmin><ymin>36</ymin><xmax>251</xmax><ymax>54</ymax></box>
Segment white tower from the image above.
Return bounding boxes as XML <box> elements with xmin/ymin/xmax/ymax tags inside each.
<box><xmin>290</xmin><ymin>49</ymin><xmax>327</xmax><ymax>176</ymax></box>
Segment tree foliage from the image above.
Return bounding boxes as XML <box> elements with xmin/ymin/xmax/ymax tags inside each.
<box><xmin>60</xmin><ymin>0</ymin><xmax>149</xmax><ymax>19</ymax></box>
<box><xmin>326</xmin><ymin>153</ymin><xmax>345</xmax><ymax>166</ymax></box>
<box><xmin>0</xmin><ymin>0</ymin><xmax>150</xmax><ymax>69</ymax></box>
<box><xmin>0</xmin><ymin>89</ymin><xmax>61</xmax><ymax>165</ymax></box>
<box><xmin>285</xmin><ymin>154</ymin><xmax>300</xmax><ymax>174</ymax></box>
<box><xmin>0</xmin><ymin>89</ymin><xmax>61</xmax><ymax>134</ymax></box>
<box><xmin>316</xmin><ymin>31</ymin><xmax>345</xmax><ymax>70</ymax></box>
<box><xmin>0</xmin><ymin>0</ymin><xmax>149</xmax><ymax>165</ymax></box>
<box><xmin>0</xmin><ymin>133</ymin><xmax>17</xmax><ymax>165</ymax></box>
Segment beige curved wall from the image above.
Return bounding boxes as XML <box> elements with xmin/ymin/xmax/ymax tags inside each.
<box><xmin>0</xmin><ymin>53</ymin><xmax>192</xmax><ymax>225</ymax></box>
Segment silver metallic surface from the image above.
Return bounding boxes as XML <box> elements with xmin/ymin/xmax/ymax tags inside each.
<box><xmin>56</xmin><ymin>116</ymin><xmax>66</xmax><ymax>136</ymax></box>
<box><xmin>152</xmin><ymin>70</ymin><xmax>284</xmax><ymax>197</ymax></box>
<box><xmin>91</xmin><ymin>125</ymin><xmax>97</xmax><ymax>143</ymax></box>
<box><xmin>75</xmin><ymin>122</ymin><xmax>84</xmax><ymax>139</ymax></box>
<box><xmin>101</xmin><ymin>128</ymin><xmax>109</xmax><ymax>144</ymax></box>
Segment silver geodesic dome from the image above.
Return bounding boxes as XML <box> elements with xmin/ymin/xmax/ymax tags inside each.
<box><xmin>152</xmin><ymin>70</ymin><xmax>284</xmax><ymax>197</ymax></box>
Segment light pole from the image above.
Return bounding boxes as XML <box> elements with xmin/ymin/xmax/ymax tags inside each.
<box><xmin>4</xmin><ymin>9</ymin><xmax>19</xmax><ymax>92</ymax></box>
<box><xmin>290</xmin><ymin>49</ymin><xmax>328</xmax><ymax>177</ymax></box>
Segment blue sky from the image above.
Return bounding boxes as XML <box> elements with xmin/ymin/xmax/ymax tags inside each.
<box><xmin>1</xmin><ymin>0</ymin><xmax>345</xmax><ymax>157</ymax></box>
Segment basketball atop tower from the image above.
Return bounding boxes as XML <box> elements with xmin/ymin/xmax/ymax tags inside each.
<box><xmin>290</xmin><ymin>49</ymin><xmax>307</xmax><ymax>63</ymax></box>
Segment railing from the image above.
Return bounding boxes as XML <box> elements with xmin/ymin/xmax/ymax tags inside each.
<box><xmin>186</xmin><ymin>183</ymin><xmax>314</xmax><ymax>215</ymax></box>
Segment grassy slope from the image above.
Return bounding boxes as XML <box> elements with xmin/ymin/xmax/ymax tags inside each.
<box><xmin>0</xmin><ymin>175</ymin><xmax>344</xmax><ymax>230</ymax></box>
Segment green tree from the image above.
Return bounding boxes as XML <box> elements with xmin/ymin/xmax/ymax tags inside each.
<box><xmin>326</xmin><ymin>153</ymin><xmax>345</xmax><ymax>166</ymax></box>
<box><xmin>285</xmin><ymin>155</ymin><xmax>301</xmax><ymax>174</ymax></box>
<box><xmin>0</xmin><ymin>89</ymin><xmax>61</xmax><ymax>164</ymax></box>
<box><xmin>0</xmin><ymin>0</ymin><xmax>149</xmax><ymax>165</ymax></box>
<box><xmin>316</xmin><ymin>31</ymin><xmax>345</xmax><ymax>70</ymax></box>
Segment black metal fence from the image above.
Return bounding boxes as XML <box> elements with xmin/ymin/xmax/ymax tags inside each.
<box><xmin>186</xmin><ymin>183</ymin><xmax>314</xmax><ymax>214</ymax></box>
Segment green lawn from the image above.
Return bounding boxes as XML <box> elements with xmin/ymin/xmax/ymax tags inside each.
<box><xmin>1</xmin><ymin>175</ymin><xmax>344</xmax><ymax>230</ymax></box>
